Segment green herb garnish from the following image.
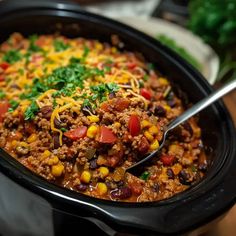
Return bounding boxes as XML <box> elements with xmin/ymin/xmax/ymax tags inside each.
<box><xmin>140</xmin><ymin>171</ymin><xmax>150</xmax><ymax>181</ymax></box>
<box><xmin>3</xmin><ymin>49</ymin><xmax>22</xmax><ymax>64</ymax></box>
<box><xmin>53</xmin><ymin>40</ymin><xmax>70</xmax><ymax>52</ymax></box>
<box><xmin>24</xmin><ymin>101</ymin><xmax>39</xmax><ymax>120</ymax></box>
<box><xmin>0</xmin><ymin>90</ymin><xmax>6</xmax><ymax>99</ymax></box>
<box><xmin>8</xmin><ymin>100</ymin><xmax>19</xmax><ymax>112</ymax></box>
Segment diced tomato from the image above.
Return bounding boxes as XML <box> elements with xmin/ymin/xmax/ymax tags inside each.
<box><xmin>114</xmin><ymin>98</ymin><xmax>130</xmax><ymax>112</ymax></box>
<box><xmin>127</xmin><ymin>62</ymin><xmax>136</xmax><ymax>70</ymax></box>
<box><xmin>140</xmin><ymin>88</ymin><xmax>152</xmax><ymax>100</ymax></box>
<box><xmin>98</xmin><ymin>126</ymin><xmax>117</xmax><ymax>143</ymax></box>
<box><xmin>0</xmin><ymin>62</ymin><xmax>10</xmax><ymax>71</ymax></box>
<box><xmin>64</xmin><ymin>126</ymin><xmax>87</xmax><ymax>140</ymax></box>
<box><xmin>128</xmin><ymin>115</ymin><xmax>141</xmax><ymax>136</ymax></box>
<box><xmin>0</xmin><ymin>76</ymin><xmax>5</xmax><ymax>82</ymax></box>
<box><xmin>100</xmin><ymin>102</ymin><xmax>110</xmax><ymax>112</ymax></box>
<box><xmin>160</xmin><ymin>154</ymin><xmax>175</xmax><ymax>166</ymax></box>
<box><xmin>0</xmin><ymin>101</ymin><xmax>10</xmax><ymax>123</ymax></box>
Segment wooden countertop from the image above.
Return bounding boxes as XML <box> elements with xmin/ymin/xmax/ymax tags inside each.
<box><xmin>206</xmin><ymin>89</ymin><xmax>236</xmax><ymax>236</ymax></box>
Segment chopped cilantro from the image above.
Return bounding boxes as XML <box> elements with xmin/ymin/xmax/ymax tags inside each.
<box><xmin>8</xmin><ymin>100</ymin><xmax>19</xmax><ymax>112</ymax></box>
<box><xmin>24</xmin><ymin>101</ymin><xmax>39</xmax><ymax>120</ymax></box>
<box><xmin>90</xmin><ymin>83</ymin><xmax>119</xmax><ymax>102</ymax></box>
<box><xmin>0</xmin><ymin>90</ymin><xmax>6</xmax><ymax>99</ymax></box>
<box><xmin>53</xmin><ymin>40</ymin><xmax>70</xmax><ymax>52</ymax></box>
<box><xmin>28</xmin><ymin>34</ymin><xmax>42</xmax><ymax>53</ymax></box>
<box><xmin>81</xmin><ymin>46</ymin><xmax>90</xmax><ymax>62</ymax></box>
<box><xmin>3</xmin><ymin>49</ymin><xmax>22</xmax><ymax>64</ymax></box>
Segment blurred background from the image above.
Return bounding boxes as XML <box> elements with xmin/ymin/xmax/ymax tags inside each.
<box><xmin>71</xmin><ymin>0</ymin><xmax>236</xmax><ymax>235</ymax></box>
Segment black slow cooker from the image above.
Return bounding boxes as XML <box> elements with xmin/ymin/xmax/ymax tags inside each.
<box><xmin>0</xmin><ymin>1</ymin><xmax>235</xmax><ymax>235</ymax></box>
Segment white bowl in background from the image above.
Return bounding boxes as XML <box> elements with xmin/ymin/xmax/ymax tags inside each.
<box><xmin>116</xmin><ymin>17</ymin><xmax>220</xmax><ymax>85</ymax></box>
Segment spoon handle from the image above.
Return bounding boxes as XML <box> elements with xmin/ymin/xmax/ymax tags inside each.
<box><xmin>166</xmin><ymin>80</ymin><xmax>236</xmax><ymax>132</ymax></box>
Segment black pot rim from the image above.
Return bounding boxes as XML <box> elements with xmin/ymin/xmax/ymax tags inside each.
<box><xmin>0</xmin><ymin>1</ymin><xmax>236</xmax><ymax>235</ymax></box>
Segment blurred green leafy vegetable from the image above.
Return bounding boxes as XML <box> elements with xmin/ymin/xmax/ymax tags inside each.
<box><xmin>188</xmin><ymin>0</ymin><xmax>236</xmax><ymax>82</ymax></box>
<box><xmin>156</xmin><ymin>34</ymin><xmax>201</xmax><ymax>70</ymax></box>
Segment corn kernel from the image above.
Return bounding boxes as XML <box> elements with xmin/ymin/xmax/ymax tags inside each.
<box><xmin>51</xmin><ymin>163</ymin><xmax>64</xmax><ymax>177</ymax></box>
<box><xmin>99</xmin><ymin>167</ymin><xmax>109</xmax><ymax>178</ymax></box>
<box><xmin>87</xmin><ymin>115</ymin><xmax>100</xmax><ymax>123</ymax></box>
<box><xmin>19</xmin><ymin>142</ymin><xmax>28</xmax><ymax>148</ymax></box>
<box><xmin>163</xmin><ymin>105</ymin><xmax>171</xmax><ymax>112</ymax></box>
<box><xmin>149</xmin><ymin>126</ymin><xmax>158</xmax><ymax>135</ymax></box>
<box><xmin>27</xmin><ymin>134</ymin><xmax>37</xmax><ymax>143</ymax></box>
<box><xmin>114</xmin><ymin>122</ymin><xmax>121</xmax><ymax>128</ymax></box>
<box><xmin>95</xmin><ymin>42</ymin><xmax>103</xmax><ymax>50</ymax></box>
<box><xmin>12</xmin><ymin>110</ymin><xmax>19</xmax><ymax>117</ymax></box>
<box><xmin>47</xmin><ymin>156</ymin><xmax>59</xmax><ymax>165</ymax></box>
<box><xmin>11</xmin><ymin>140</ymin><xmax>18</xmax><ymax>147</ymax></box>
<box><xmin>150</xmin><ymin>139</ymin><xmax>159</xmax><ymax>151</ymax></box>
<box><xmin>141</xmin><ymin>120</ymin><xmax>151</xmax><ymax>129</ymax></box>
<box><xmin>171</xmin><ymin>164</ymin><xmax>182</xmax><ymax>175</ymax></box>
<box><xmin>144</xmin><ymin>131</ymin><xmax>154</xmax><ymax>142</ymax></box>
<box><xmin>87</xmin><ymin>125</ymin><xmax>98</xmax><ymax>138</ymax></box>
<box><xmin>111</xmin><ymin>47</ymin><xmax>117</xmax><ymax>54</ymax></box>
<box><xmin>97</xmin><ymin>182</ymin><xmax>108</xmax><ymax>195</ymax></box>
<box><xmin>42</xmin><ymin>150</ymin><xmax>51</xmax><ymax>158</ymax></box>
<box><xmin>80</xmin><ymin>171</ymin><xmax>91</xmax><ymax>184</ymax></box>
<box><xmin>159</xmin><ymin>77</ymin><xmax>169</xmax><ymax>86</ymax></box>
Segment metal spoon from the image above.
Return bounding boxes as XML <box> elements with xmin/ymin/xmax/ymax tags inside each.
<box><xmin>127</xmin><ymin>79</ymin><xmax>236</xmax><ymax>171</ymax></box>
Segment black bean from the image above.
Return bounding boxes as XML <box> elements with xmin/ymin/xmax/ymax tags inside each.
<box><xmin>152</xmin><ymin>183</ymin><xmax>159</xmax><ymax>192</ymax></box>
<box><xmin>89</xmin><ymin>159</ymin><xmax>98</xmax><ymax>170</ymax></box>
<box><xmin>54</xmin><ymin>118</ymin><xmax>61</xmax><ymax>128</ymax></box>
<box><xmin>62</xmin><ymin>135</ymin><xmax>73</xmax><ymax>146</ymax></box>
<box><xmin>154</xmin><ymin>105</ymin><xmax>166</xmax><ymax>117</ymax></box>
<box><xmin>111</xmin><ymin>186</ymin><xmax>132</xmax><ymax>199</ymax></box>
<box><xmin>182</xmin><ymin>122</ymin><xmax>193</xmax><ymax>136</ymax></box>
<box><xmin>76</xmin><ymin>183</ymin><xmax>87</xmax><ymax>192</ymax></box>
<box><xmin>179</xmin><ymin>170</ymin><xmax>191</xmax><ymax>185</ymax></box>
<box><xmin>167</xmin><ymin>168</ymin><xmax>174</xmax><ymax>179</ymax></box>
<box><xmin>40</xmin><ymin>106</ymin><xmax>53</xmax><ymax>119</ymax></box>
<box><xmin>108</xmin><ymin>92</ymin><xmax>116</xmax><ymax>99</ymax></box>
<box><xmin>167</xmin><ymin>100</ymin><xmax>176</xmax><ymax>108</ymax></box>
<box><xmin>147</xmin><ymin>110</ymin><xmax>153</xmax><ymax>116</ymax></box>
<box><xmin>198</xmin><ymin>163</ymin><xmax>207</xmax><ymax>172</ymax></box>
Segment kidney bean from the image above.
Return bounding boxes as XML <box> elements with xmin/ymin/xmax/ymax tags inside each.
<box><xmin>111</xmin><ymin>186</ymin><xmax>132</xmax><ymax>200</ymax></box>
<box><xmin>138</xmin><ymin>136</ymin><xmax>150</xmax><ymax>154</ymax></box>
<box><xmin>167</xmin><ymin>168</ymin><xmax>174</xmax><ymax>179</ymax></box>
<box><xmin>154</xmin><ymin>105</ymin><xmax>166</xmax><ymax>117</ymax></box>
<box><xmin>53</xmin><ymin>134</ymin><xmax>60</xmax><ymax>149</ymax></box>
<box><xmin>40</xmin><ymin>106</ymin><xmax>53</xmax><ymax>119</ymax></box>
<box><xmin>76</xmin><ymin>183</ymin><xmax>87</xmax><ymax>192</ymax></box>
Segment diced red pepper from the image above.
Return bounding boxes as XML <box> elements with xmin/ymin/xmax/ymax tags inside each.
<box><xmin>160</xmin><ymin>154</ymin><xmax>175</xmax><ymax>166</ymax></box>
<box><xmin>140</xmin><ymin>88</ymin><xmax>152</xmax><ymax>100</ymax></box>
<box><xmin>98</xmin><ymin>126</ymin><xmax>117</xmax><ymax>143</ymax></box>
<box><xmin>64</xmin><ymin>126</ymin><xmax>87</xmax><ymax>140</ymax></box>
<box><xmin>0</xmin><ymin>62</ymin><xmax>10</xmax><ymax>71</ymax></box>
<box><xmin>128</xmin><ymin>114</ymin><xmax>141</xmax><ymax>136</ymax></box>
<box><xmin>0</xmin><ymin>101</ymin><xmax>10</xmax><ymax>123</ymax></box>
